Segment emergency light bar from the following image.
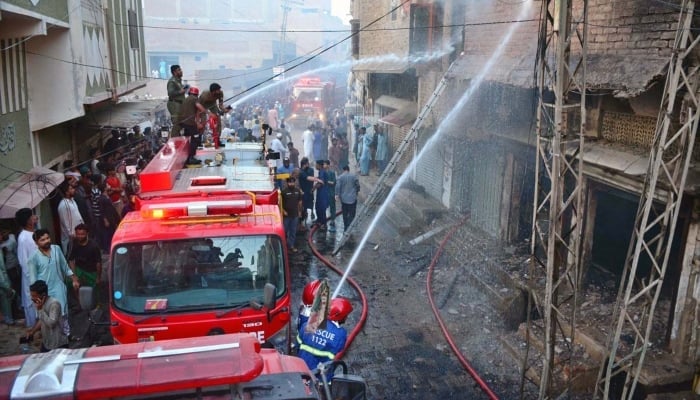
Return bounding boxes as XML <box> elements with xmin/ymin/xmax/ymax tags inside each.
<box><xmin>140</xmin><ymin>199</ymin><xmax>253</xmax><ymax>219</ymax></box>
<box><xmin>191</xmin><ymin>176</ymin><xmax>227</xmax><ymax>186</ymax></box>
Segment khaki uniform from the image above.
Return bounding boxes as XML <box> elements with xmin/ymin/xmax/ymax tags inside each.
<box><xmin>179</xmin><ymin>95</ymin><xmax>200</xmax><ymax>130</ymax></box>
<box><xmin>167</xmin><ymin>76</ymin><xmax>185</xmax><ymax>136</ymax></box>
<box><xmin>199</xmin><ymin>90</ymin><xmax>224</xmax><ymax>135</ymax></box>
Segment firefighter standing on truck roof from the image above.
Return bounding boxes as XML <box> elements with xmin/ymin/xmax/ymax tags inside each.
<box><xmin>179</xmin><ymin>86</ymin><xmax>207</xmax><ymax>165</ymax></box>
<box><xmin>167</xmin><ymin>65</ymin><xmax>188</xmax><ymax>137</ymax></box>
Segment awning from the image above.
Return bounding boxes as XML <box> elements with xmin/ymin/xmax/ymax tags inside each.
<box><xmin>586</xmin><ymin>54</ymin><xmax>667</xmax><ymax>97</ymax></box>
<box><xmin>447</xmin><ymin>48</ymin><xmax>538</xmax><ymax>89</ymax></box>
<box><xmin>352</xmin><ymin>57</ymin><xmax>409</xmax><ymax>74</ymax></box>
<box><xmin>375</xmin><ymin>95</ymin><xmax>415</xmax><ymax>110</ymax></box>
<box><xmin>569</xmin><ymin>142</ymin><xmax>648</xmax><ymax>176</ymax></box>
<box><xmin>85</xmin><ymin>99</ymin><xmax>166</xmax><ymax>130</ymax></box>
<box><xmin>448</xmin><ymin>51</ymin><xmax>667</xmax><ymax>97</ymax></box>
<box><xmin>379</xmin><ymin>106</ymin><xmax>417</xmax><ymax>127</ymax></box>
<box><xmin>0</xmin><ymin>167</ymin><xmax>64</xmax><ymax>219</ymax></box>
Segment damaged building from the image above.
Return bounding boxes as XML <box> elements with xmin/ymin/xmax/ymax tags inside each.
<box><xmin>349</xmin><ymin>0</ymin><xmax>700</xmax><ymax>396</ymax></box>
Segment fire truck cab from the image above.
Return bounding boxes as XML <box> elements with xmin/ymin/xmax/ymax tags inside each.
<box><xmin>288</xmin><ymin>77</ymin><xmax>334</xmax><ymax>126</ymax></box>
<box><xmin>0</xmin><ymin>333</ymin><xmax>367</xmax><ymax>399</ymax></box>
<box><xmin>104</xmin><ymin>138</ymin><xmax>292</xmax><ymax>352</ymax></box>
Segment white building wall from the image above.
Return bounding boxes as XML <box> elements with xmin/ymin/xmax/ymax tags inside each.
<box><xmin>26</xmin><ymin>0</ymin><xmax>87</xmax><ymax>132</ymax></box>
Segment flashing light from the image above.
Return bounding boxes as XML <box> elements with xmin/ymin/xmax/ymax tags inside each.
<box><xmin>140</xmin><ymin>199</ymin><xmax>253</xmax><ymax>219</ymax></box>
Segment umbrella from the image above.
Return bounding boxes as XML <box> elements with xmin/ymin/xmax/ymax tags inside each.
<box><xmin>0</xmin><ymin>166</ymin><xmax>65</xmax><ymax>219</ymax></box>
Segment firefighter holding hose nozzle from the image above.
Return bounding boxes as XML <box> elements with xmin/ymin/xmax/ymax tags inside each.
<box><xmin>297</xmin><ymin>290</ymin><xmax>353</xmax><ymax>382</ymax></box>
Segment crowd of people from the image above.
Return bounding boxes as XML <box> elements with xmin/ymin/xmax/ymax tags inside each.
<box><xmin>0</xmin><ymin>117</ymin><xmax>164</xmax><ymax>352</ymax></box>
<box><xmin>0</xmin><ymin>65</ymin><xmax>388</xmax><ymax>356</ymax></box>
<box><xmin>166</xmin><ymin>64</ymin><xmax>367</xmax><ymax>252</ymax></box>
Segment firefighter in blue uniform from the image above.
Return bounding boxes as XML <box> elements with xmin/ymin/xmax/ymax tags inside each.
<box><xmin>297</xmin><ymin>297</ymin><xmax>353</xmax><ymax>380</ymax></box>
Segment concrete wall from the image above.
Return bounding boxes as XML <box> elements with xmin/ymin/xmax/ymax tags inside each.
<box><xmin>0</xmin><ymin>0</ymin><xmax>148</xmax><ymax>185</ymax></box>
<box><xmin>2</xmin><ymin>0</ymin><xmax>69</xmax><ymax>23</ymax></box>
<box><xmin>0</xmin><ymin>109</ymin><xmax>33</xmax><ymax>183</ymax></box>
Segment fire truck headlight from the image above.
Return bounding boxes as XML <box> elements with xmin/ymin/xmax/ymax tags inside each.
<box><xmin>268</xmin><ymin>322</ymin><xmax>291</xmax><ymax>354</ymax></box>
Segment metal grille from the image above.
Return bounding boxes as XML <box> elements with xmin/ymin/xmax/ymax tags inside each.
<box><xmin>468</xmin><ymin>143</ymin><xmax>504</xmax><ymax>237</ymax></box>
<box><xmin>388</xmin><ymin>125</ymin><xmax>413</xmax><ymax>171</ymax></box>
<box><xmin>414</xmin><ymin>130</ymin><xmax>444</xmax><ymax>202</ymax></box>
<box><xmin>601</xmin><ymin>111</ymin><xmax>656</xmax><ymax>150</ymax></box>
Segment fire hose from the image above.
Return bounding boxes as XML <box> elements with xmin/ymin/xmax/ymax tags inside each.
<box><xmin>307</xmin><ymin>212</ymin><xmax>499</xmax><ymax>399</ymax></box>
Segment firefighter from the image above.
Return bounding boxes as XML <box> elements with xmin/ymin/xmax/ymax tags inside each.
<box><xmin>167</xmin><ymin>65</ymin><xmax>188</xmax><ymax>136</ymax></box>
<box><xmin>297</xmin><ymin>297</ymin><xmax>353</xmax><ymax>381</ymax></box>
<box><xmin>179</xmin><ymin>86</ymin><xmax>206</xmax><ymax>164</ymax></box>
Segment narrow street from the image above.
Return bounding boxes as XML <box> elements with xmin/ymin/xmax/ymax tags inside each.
<box><xmin>288</xmin><ymin>168</ymin><xmax>536</xmax><ymax>399</ymax></box>
<box><xmin>3</xmin><ymin>0</ymin><xmax>700</xmax><ymax>398</ymax></box>
<box><xmin>0</xmin><ymin>173</ymin><xmax>532</xmax><ymax>400</ymax></box>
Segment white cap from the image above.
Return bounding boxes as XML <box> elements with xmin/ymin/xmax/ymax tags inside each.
<box><xmin>276</xmin><ymin>132</ymin><xmax>283</xmax><ymax>139</ymax></box>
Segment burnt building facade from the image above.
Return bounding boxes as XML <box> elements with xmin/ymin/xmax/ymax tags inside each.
<box><xmin>350</xmin><ymin>0</ymin><xmax>700</xmax><ymax>393</ymax></box>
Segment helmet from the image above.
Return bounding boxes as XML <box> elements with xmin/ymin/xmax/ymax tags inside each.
<box><xmin>188</xmin><ymin>86</ymin><xmax>199</xmax><ymax>95</ymax></box>
<box><xmin>302</xmin><ymin>280</ymin><xmax>322</xmax><ymax>306</ymax></box>
<box><xmin>328</xmin><ymin>298</ymin><xmax>353</xmax><ymax>322</ymax></box>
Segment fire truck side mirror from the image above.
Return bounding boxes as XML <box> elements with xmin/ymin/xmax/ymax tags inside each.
<box><xmin>330</xmin><ymin>373</ymin><xmax>368</xmax><ymax>400</ymax></box>
<box><xmin>79</xmin><ymin>286</ymin><xmax>95</xmax><ymax>311</ymax></box>
<box><xmin>263</xmin><ymin>283</ymin><xmax>276</xmax><ymax>310</ymax></box>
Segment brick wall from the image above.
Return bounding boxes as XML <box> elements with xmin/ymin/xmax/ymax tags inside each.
<box><xmin>585</xmin><ymin>0</ymin><xmax>678</xmax><ymax>58</ymax></box>
<box><xmin>357</xmin><ymin>0</ymin><xmax>410</xmax><ymax>60</ymax></box>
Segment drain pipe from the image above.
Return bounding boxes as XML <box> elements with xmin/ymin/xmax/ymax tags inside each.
<box><xmin>102</xmin><ymin>1</ymin><xmax>119</xmax><ymax>102</ymax></box>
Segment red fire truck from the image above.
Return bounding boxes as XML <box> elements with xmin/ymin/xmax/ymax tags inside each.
<box><xmin>102</xmin><ymin>138</ymin><xmax>292</xmax><ymax>352</ymax></box>
<box><xmin>288</xmin><ymin>77</ymin><xmax>334</xmax><ymax>126</ymax></box>
<box><xmin>0</xmin><ymin>333</ymin><xmax>367</xmax><ymax>399</ymax></box>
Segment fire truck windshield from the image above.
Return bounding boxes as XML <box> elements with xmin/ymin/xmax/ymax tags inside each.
<box><xmin>293</xmin><ymin>87</ymin><xmax>323</xmax><ymax>102</ymax></box>
<box><xmin>111</xmin><ymin>235</ymin><xmax>285</xmax><ymax>315</ymax></box>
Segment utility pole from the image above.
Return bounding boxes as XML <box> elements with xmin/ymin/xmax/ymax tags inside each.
<box><xmin>278</xmin><ymin>0</ymin><xmax>290</xmax><ymax>67</ymax></box>
<box><xmin>595</xmin><ymin>2</ymin><xmax>700</xmax><ymax>398</ymax></box>
<box><xmin>526</xmin><ymin>0</ymin><xmax>587</xmax><ymax>398</ymax></box>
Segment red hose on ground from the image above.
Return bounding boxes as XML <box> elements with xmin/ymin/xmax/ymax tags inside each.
<box><xmin>426</xmin><ymin>215</ymin><xmax>499</xmax><ymax>400</ymax></box>
<box><xmin>306</xmin><ymin>213</ymin><xmax>497</xmax><ymax>399</ymax></box>
<box><xmin>306</xmin><ymin>216</ymin><xmax>368</xmax><ymax>360</ymax></box>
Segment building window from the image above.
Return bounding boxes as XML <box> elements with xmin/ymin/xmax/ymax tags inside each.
<box><xmin>410</xmin><ymin>4</ymin><xmax>442</xmax><ymax>55</ymax></box>
<box><xmin>128</xmin><ymin>9</ymin><xmax>139</xmax><ymax>49</ymax></box>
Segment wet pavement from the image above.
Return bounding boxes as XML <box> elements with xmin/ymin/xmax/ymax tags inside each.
<box><xmin>293</xmin><ymin>212</ymin><xmax>530</xmax><ymax>400</ymax></box>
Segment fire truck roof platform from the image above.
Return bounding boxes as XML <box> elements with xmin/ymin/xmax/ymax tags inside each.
<box><xmin>139</xmin><ymin>137</ymin><xmax>275</xmax><ymax>196</ymax></box>
<box><xmin>195</xmin><ymin>141</ymin><xmax>264</xmax><ymax>163</ymax></box>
